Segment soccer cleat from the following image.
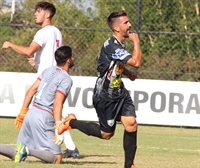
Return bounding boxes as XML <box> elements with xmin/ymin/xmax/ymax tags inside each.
<box><xmin>62</xmin><ymin>147</ymin><xmax>79</xmax><ymax>158</ymax></box>
<box><xmin>57</xmin><ymin>113</ymin><xmax>76</xmax><ymax>135</ymax></box>
<box><xmin>14</xmin><ymin>142</ymin><xmax>27</xmax><ymax>163</ymax></box>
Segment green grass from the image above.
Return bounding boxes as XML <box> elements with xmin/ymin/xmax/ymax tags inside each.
<box><xmin>0</xmin><ymin>118</ymin><xmax>200</xmax><ymax>168</ymax></box>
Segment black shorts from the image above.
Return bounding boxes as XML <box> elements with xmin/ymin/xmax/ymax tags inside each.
<box><xmin>93</xmin><ymin>87</ymin><xmax>136</xmax><ymax>133</ymax></box>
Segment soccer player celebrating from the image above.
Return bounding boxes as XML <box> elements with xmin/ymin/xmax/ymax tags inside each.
<box><xmin>58</xmin><ymin>10</ymin><xmax>142</xmax><ymax>168</ymax></box>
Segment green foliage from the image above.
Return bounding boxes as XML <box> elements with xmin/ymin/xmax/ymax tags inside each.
<box><xmin>0</xmin><ymin>0</ymin><xmax>199</xmax><ymax>81</ymax></box>
<box><xmin>93</xmin><ymin>0</ymin><xmax>137</xmax><ymax>29</ymax></box>
<box><xmin>140</xmin><ymin>0</ymin><xmax>200</xmax><ymax>57</ymax></box>
<box><xmin>0</xmin><ymin>26</ymin><xmax>13</xmax><ymax>38</ymax></box>
<box><xmin>0</xmin><ymin>13</ymin><xmax>11</xmax><ymax>23</ymax></box>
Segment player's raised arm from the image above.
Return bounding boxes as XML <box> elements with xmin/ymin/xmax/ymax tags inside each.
<box><xmin>126</xmin><ymin>33</ymin><xmax>142</xmax><ymax>68</ymax></box>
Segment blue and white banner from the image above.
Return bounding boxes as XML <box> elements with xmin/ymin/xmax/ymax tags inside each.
<box><xmin>0</xmin><ymin>72</ymin><xmax>199</xmax><ymax>127</ymax></box>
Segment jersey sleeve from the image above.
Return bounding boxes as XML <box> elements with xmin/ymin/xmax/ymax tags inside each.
<box><xmin>57</xmin><ymin>76</ymin><xmax>73</xmax><ymax>97</ymax></box>
<box><xmin>33</xmin><ymin>29</ymin><xmax>44</xmax><ymax>47</ymax></box>
<box><xmin>112</xmin><ymin>48</ymin><xmax>132</xmax><ymax>64</ymax></box>
<box><xmin>38</xmin><ymin>67</ymin><xmax>48</xmax><ymax>79</ymax></box>
<box><xmin>107</xmin><ymin>37</ymin><xmax>132</xmax><ymax>64</ymax></box>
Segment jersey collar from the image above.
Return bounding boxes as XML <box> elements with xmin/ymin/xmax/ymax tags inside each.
<box><xmin>113</xmin><ymin>35</ymin><xmax>126</xmax><ymax>48</ymax></box>
<box><xmin>42</xmin><ymin>24</ymin><xmax>53</xmax><ymax>28</ymax></box>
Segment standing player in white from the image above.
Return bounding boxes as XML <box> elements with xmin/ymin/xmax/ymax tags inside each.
<box><xmin>0</xmin><ymin>46</ymin><xmax>75</xmax><ymax>164</ymax></box>
<box><xmin>1</xmin><ymin>1</ymin><xmax>79</xmax><ymax>158</ymax></box>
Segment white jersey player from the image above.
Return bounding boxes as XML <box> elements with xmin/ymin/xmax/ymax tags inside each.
<box><xmin>1</xmin><ymin>1</ymin><xmax>79</xmax><ymax>159</ymax></box>
<box><xmin>33</xmin><ymin>25</ymin><xmax>62</xmax><ymax>75</ymax></box>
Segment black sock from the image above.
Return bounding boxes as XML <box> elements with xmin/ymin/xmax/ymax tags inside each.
<box><xmin>123</xmin><ymin>130</ymin><xmax>137</xmax><ymax>168</ymax></box>
<box><xmin>70</xmin><ymin>120</ymin><xmax>102</xmax><ymax>139</ymax></box>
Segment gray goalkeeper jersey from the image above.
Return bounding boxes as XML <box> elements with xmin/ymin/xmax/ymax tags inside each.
<box><xmin>34</xmin><ymin>66</ymin><xmax>73</xmax><ymax>114</ymax></box>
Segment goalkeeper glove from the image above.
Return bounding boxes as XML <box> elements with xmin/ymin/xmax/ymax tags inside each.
<box><xmin>54</xmin><ymin>121</ymin><xmax>64</xmax><ymax>145</ymax></box>
<box><xmin>14</xmin><ymin>107</ymin><xmax>28</xmax><ymax>129</ymax></box>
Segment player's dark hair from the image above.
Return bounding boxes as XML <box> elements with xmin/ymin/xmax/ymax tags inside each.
<box><xmin>107</xmin><ymin>10</ymin><xmax>127</xmax><ymax>31</ymax></box>
<box><xmin>35</xmin><ymin>1</ymin><xmax>56</xmax><ymax>19</ymax></box>
<box><xmin>55</xmin><ymin>46</ymin><xmax>72</xmax><ymax>66</ymax></box>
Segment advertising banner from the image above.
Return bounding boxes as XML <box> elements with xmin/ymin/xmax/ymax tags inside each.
<box><xmin>0</xmin><ymin>72</ymin><xmax>199</xmax><ymax>127</ymax></box>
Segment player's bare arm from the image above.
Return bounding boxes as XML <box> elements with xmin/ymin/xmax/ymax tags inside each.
<box><xmin>53</xmin><ymin>92</ymin><xmax>66</xmax><ymax>148</ymax></box>
<box><xmin>1</xmin><ymin>41</ymin><xmax>40</xmax><ymax>57</ymax></box>
<box><xmin>53</xmin><ymin>92</ymin><xmax>66</xmax><ymax>121</ymax></box>
<box><xmin>14</xmin><ymin>79</ymin><xmax>40</xmax><ymax>129</ymax></box>
<box><xmin>22</xmin><ymin>79</ymin><xmax>40</xmax><ymax>108</ymax></box>
<box><xmin>126</xmin><ymin>33</ymin><xmax>142</xmax><ymax>68</ymax></box>
<box><xmin>123</xmin><ymin>67</ymin><xmax>137</xmax><ymax>81</ymax></box>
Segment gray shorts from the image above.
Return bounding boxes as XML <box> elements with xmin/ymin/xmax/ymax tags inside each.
<box><xmin>17</xmin><ymin>106</ymin><xmax>61</xmax><ymax>155</ymax></box>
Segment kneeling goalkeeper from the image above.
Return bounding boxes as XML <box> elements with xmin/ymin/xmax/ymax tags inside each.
<box><xmin>0</xmin><ymin>46</ymin><xmax>74</xmax><ymax>164</ymax></box>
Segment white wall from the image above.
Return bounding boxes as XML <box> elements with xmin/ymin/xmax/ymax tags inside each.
<box><xmin>0</xmin><ymin>72</ymin><xmax>199</xmax><ymax>127</ymax></box>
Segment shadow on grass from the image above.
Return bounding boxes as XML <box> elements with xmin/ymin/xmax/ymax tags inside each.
<box><xmin>62</xmin><ymin>161</ymin><xmax>116</xmax><ymax>165</ymax></box>
<box><xmin>0</xmin><ymin>154</ymin><xmax>117</xmax><ymax>165</ymax></box>
<box><xmin>62</xmin><ymin>154</ymin><xmax>116</xmax><ymax>165</ymax></box>
<box><xmin>63</xmin><ymin>154</ymin><xmax>113</xmax><ymax>159</ymax></box>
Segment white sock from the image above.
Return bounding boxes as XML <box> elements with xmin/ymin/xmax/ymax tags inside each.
<box><xmin>64</xmin><ymin>130</ymin><xmax>76</xmax><ymax>150</ymax></box>
<box><xmin>26</xmin><ymin>147</ymin><xmax>29</xmax><ymax>155</ymax></box>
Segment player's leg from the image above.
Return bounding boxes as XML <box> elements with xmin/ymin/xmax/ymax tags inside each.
<box><xmin>20</xmin><ymin>107</ymin><xmax>62</xmax><ymax>164</ymax></box>
<box><xmin>34</xmin><ymin>109</ymin><xmax>63</xmax><ymax>163</ymax></box>
<box><xmin>69</xmin><ymin>117</ymin><xmax>114</xmax><ymax>139</ymax></box>
<box><xmin>59</xmin><ymin>113</ymin><xmax>108</xmax><ymax>139</ymax></box>
<box><xmin>0</xmin><ymin>144</ymin><xmax>16</xmax><ymax>160</ymax></box>
<box><xmin>121</xmin><ymin>116</ymin><xmax>137</xmax><ymax>168</ymax></box>
<box><xmin>69</xmin><ymin>119</ymin><xmax>102</xmax><ymax>138</ymax></box>
<box><xmin>65</xmin><ymin>99</ymin><xmax>116</xmax><ymax>140</ymax></box>
<box><xmin>28</xmin><ymin>147</ymin><xmax>57</xmax><ymax>163</ymax></box>
<box><xmin>120</xmin><ymin>91</ymin><xmax>138</xmax><ymax>168</ymax></box>
<box><xmin>68</xmin><ymin>91</ymin><xmax>104</xmax><ymax>139</ymax></box>
<box><xmin>58</xmin><ymin>93</ymin><xmax>118</xmax><ymax>140</ymax></box>
<box><xmin>15</xmin><ymin>108</ymin><xmax>35</xmax><ymax>162</ymax></box>
<box><xmin>55</xmin><ymin>154</ymin><xmax>62</xmax><ymax>164</ymax></box>
<box><xmin>14</xmin><ymin>142</ymin><xmax>57</xmax><ymax>163</ymax></box>
<box><xmin>62</xmin><ymin>130</ymin><xmax>79</xmax><ymax>158</ymax></box>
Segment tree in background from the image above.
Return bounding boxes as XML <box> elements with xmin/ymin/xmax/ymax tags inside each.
<box><xmin>0</xmin><ymin>0</ymin><xmax>199</xmax><ymax>81</ymax></box>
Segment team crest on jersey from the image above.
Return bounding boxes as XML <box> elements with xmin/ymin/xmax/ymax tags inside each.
<box><xmin>107</xmin><ymin>119</ymin><xmax>115</xmax><ymax>127</ymax></box>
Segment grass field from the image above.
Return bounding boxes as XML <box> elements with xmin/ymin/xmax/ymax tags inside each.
<box><xmin>0</xmin><ymin>117</ymin><xmax>199</xmax><ymax>168</ymax></box>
